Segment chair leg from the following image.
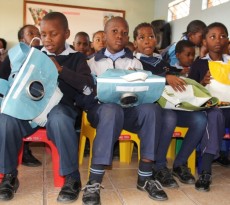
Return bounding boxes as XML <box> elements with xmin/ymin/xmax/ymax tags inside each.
<box><xmin>49</xmin><ymin>143</ymin><xmax>65</xmax><ymax>187</ymax></box>
<box><xmin>79</xmin><ymin>135</ymin><xmax>87</xmax><ymax>165</ymax></box>
<box><xmin>119</xmin><ymin>140</ymin><xmax>132</xmax><ymax>164</ymax></box>
<box><xmin>188</xmin><ymin>150</ymin><xmax>196</xmax><ymax>175</ymax></box>
<box><xmin>166</xmin><ymin>139</ymin><xmax>176</xmax><ymax>160</ymax></box>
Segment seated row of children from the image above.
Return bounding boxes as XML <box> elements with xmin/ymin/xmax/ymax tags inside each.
<box><xmin>0</xmin><ymin>12</ymin><xmax>229</xmax><ymax>205</ymax></box>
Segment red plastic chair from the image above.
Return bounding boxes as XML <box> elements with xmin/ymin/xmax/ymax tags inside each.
<box><xmin>18</xmin><ymin>128</ymin><xmax>65</xmax><ymax>187</ymax></box>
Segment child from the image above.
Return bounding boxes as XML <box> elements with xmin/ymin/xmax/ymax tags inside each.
<box><xmin>82</xmin><ymin>17</ymin><xmax>169</xmax><ymax>205</ymax></box>
<box><xmin>189</xmin><ymin>22</ymin><xmax>228</xmax><ymax>191</ymax></box>
<box><xmin>0</xmin><ymin>12</ymin><xmax>95</xmax><ymax>203</ymax></box>
<box><xmin>17</xmin><ymin>24</ymin><xmax>42</xmax><ymax>167</ymax></box>
<box><xmin>91</xmin><ymin>30</ymin><xmax>106</xmax><ymax>53</ymax></box>
<box><xmin>171</xmin><ymin>40</ymin><xmax>196</xmax><ymax>77</ymax></box>
<box><xmin>133</xmin><ymin>22</ymin><xmax>209</xmax><ymax>191</ymax></box>
<box><xmin>18</xmin><ymin>24</ymin><xmax>41</xmax><ymax>47</ymax></box>
<box><xmin>73</xmin><ymin>31</ymin><xmax>90</xmax><ymax>56</ymax></box>
<box><xmin>162</xmin><ymin>20</ymin><xmax>206</xmax><ymax>66</ymax></box>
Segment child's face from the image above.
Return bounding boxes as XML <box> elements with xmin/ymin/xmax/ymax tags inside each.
<box><xmin>92</xmin><ymin>32</ymin><xmax>106</xmax><ymax>52</ymax></box>
<box><xmin>203</xmin><ymin>27</ymin><xmax>229</xmax><ymax>54</ymax></box>
<box><xmin>21</xmin><ymin>26</ymin><xmax>40</xmax><ymax>47</ymax></box>
<box><xmin>134</xmin><ymin>27</ymin><xmax>157</xmax><ymax>56</ymax></box>
<box><xmin>73</xmin><ymin>35</ymin><xmax>90</xmax><ymax>55</ymax></box>
<box><xmin>105</xmin><ymin>19</ymin><xmax>129</xmax><ymax>54</ymax></box>
<box><xmin>40</xmin><ymin>19</ymin><xmax>70</xmax><ymax>55</ymax></box>
<box><xmin>188</xmin><ymin>31</ymin><xmax>203</xmax><ymax>47</ymax></box>
<box><xmin>176</xmin><ymin>47</ymin><xmax>195</xmax><ymax>67</ymax></box>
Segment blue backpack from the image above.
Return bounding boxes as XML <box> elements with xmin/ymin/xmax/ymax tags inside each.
<box><xmin>96</xmin><ymin>69</ymin><xmax>166</xmax><ymax>107</ymax></box>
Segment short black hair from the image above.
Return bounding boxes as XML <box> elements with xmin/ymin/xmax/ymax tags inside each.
<box><xmin>183</xmin><ymin>20</ymin><xmax>206</xmax><ymax>36</ymax></box>
<box><xmin>104</xmin><ymin>16</ymin><xmax>129</xmax><ymax>33</ymax></box>
<box><xmin>0</xmin><ymin>38</ymin><xmax>7</xmax><ymax>49</ymax></box>
<box><xmin>133</xmin><ymin>22</ymin><xmax>155</xmax><ymax>40</ymax></box>
<box><xmin>42</xmin><ymin>12</ymin><xmax>68</xmax><ymax>30</ymax></box>
<box><xmin>17</xmin><ymin>24</ymin><xmax>36</xmax><ymax>41</ymax></box>
<box><xmin>203</xmin><ymin>22</ymin><xmax>229</xmax><ymax>39</ymax></box>
<box><xmin>175</xmin><ymin>40</ymin><xmax>195</xmax><ymax>54</ymax></box>
<box><xmin>75</xmin><ymin>32</ymin><xmax>90</xmax><ymax>41</ymax></box>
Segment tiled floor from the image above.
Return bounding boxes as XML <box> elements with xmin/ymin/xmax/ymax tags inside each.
<box><xmin>1</xmin><ymin>143</ymin><xmax>230</xmax><ymax>205</ymax></box>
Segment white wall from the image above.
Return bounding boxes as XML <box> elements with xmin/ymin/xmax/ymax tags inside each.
<box><xmin>0</xmin><ymin>0</ymin><xmax>155</xmax><ymax>49</ymax></box>
<box><xmin>153</xmin><ymin>0</ymin><xmax>230</xmax><ymax>43</ymax></box>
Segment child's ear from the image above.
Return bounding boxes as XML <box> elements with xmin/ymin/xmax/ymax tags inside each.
<box><xmin>133</xmin><ymin>40</ymin><xmax>137</xmax><ymax>49</ymax></box>
<box><xmin>202</xmin><ymin>39</ymin><xmax>207</xmax><ymax>47</ymax></box>
<box><xmin>65</xmin><ymin>29</ymin><xmax>70</xmax><ymax>39</ymax></box>
<box><xmin>176</xmin><ymin>52</ymin><xmax>179</xmax><ymax>59</ymax></box>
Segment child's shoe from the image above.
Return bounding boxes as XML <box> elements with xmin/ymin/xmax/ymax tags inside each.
<box><xmin>195</xmin><ymin>171</ymin><xmax>212</xmax><ymax>192</ymax></box>
<box><xmin>82</xmin><ymin>180</ymin><xmax>104</xmax><ymax>205</ymax></box>
<box><xmin>137</xmin><ymin>177</ymin><xmax>168</xmax><ymax>201</ymax></box>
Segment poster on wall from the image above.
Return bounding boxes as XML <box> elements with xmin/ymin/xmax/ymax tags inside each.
<box><xmin>24</xmin><ymin>1</ymin><xmax>125</xmax><ymax>43</ymax></box>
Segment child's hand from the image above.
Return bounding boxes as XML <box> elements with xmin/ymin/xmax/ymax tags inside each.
<box><xmin>49</xmin><ymin>57</ymin><xmax>63</xmax><ymax>73</ymax></box>
<box><xmin>200</xmin><ymin>70</ymin><xmax>212</xmax><ymax>86</ymax></box>
<box><xmin>166</xmin><ymin>75</ymin><xmax>187</xmax><ymax>92</ymax></box>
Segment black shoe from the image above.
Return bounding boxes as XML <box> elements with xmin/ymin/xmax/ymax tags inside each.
<box><xmin>82</xmin><ymin>180</ymin><xmax>103</xmax><ymax>205</ymax></box>
<box><xmin>173</xmin><ymin>165</ymin><xmax>195</xmax><ymax>184</ymax></box>
<box><xmin>215</xmin><ymin>156</ymin><xmax>230</xmax><ymax>167</ymax></box>
<box><xmin>195</xmin><ymin>171</ymin><xmax>212</xmax><ymax>192</ymax></box>
<box><xmin>22</xmin><ymin>149</ymin><xmax>42</xmax><ymax>167</ymax></box>
<box><xmin>137</xmin><ymin>178</ymin><xmax>168</xmax><ymax>201</ymax></box>
<box><xmin>0</xmin><ymin>174</ymin><xmax>19</xmax><ymax>201</ymax></box>
<box><xmin>57</xmin><ymin>176</ymin><xmax>81</xmax><ymax>203</ymax></box>
<box><xmin>153</xmin><ymin>167</ymin><xmax>179</xmax><ymax>188</ymax></box>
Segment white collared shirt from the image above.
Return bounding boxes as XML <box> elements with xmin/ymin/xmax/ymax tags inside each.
<box><xmin>41</xmin><ymin>43</ymin><xmax>76</xmax><ymax>56</ymax></box>
<box><xmin>104</xmin><ymin>49</ymin><xmax>125</xmax><ymax>61</ymax></box>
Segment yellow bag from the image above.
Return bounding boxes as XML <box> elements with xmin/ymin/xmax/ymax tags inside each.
<box><xmin>206</xmin><ymin>60</ymin><xmax>230</xmax><ymax>107</ymax></box>
<box><xmin>209</xmin><ymin>60</ymin><xmax>230</xmax><ymax>85</ymax></box>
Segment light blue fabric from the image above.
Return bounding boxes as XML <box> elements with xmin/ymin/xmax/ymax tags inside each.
<box><xmin>0</xmin><ymin>79</ymin><xmax>9</xmax><ymax>97</ymax></box>
<box><xmin>96</xmin><ymin>69</ymin><xmax>165</xmax><ymax>107</ymax></box>
<box><xmin>1</xmin><ymin>43</ymin><xmax>62</xmax><ymax>124</ymax></box>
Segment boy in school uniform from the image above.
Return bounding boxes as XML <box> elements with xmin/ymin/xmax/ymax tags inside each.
<box><xmin>170</xmin><ymin>40</ymin><xmax>196</xmax><ymax>77</ymax></box>
<box><xmin>133</xmin><ymin>22</ymin><xmax>209</xmax><ymax>190</ymax></box>
<box><xmin>73</xmin><ymin>31</ymin><xmax>91</xmax><ymax>56</ymax></box>
<box><xmin>0</xmin><ymin>12</ymin><xmax>95</xmax><ymax>203</ymax></box>
<box><xmin>189</xmin><ymin>22</ymin><xmax>229</xmax><ymax>191</ymax></box>
<box><xmin>82</xmin><ymin>16</ymin><xmax>170</xmax><ymax>205</ymax></box>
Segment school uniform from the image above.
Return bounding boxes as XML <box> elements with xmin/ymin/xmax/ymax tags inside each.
<box><xmin>0</xmin><ymin>44</ymin><xmax>95</xmax><ymax>176</ymax></box>
<box><xmin>86</xmin><ymin>48</ymin><xmax>164</xmax><ymax>165</ymax></box>
<box><xmin>189</xmin><ymin>54</ymin><xmax>227</xmax><ymax>157</ymax></box>
<box><xmin>135</xmin><ymin>52</ymin><xmax>208</xmax><ymax>168</ymax></box>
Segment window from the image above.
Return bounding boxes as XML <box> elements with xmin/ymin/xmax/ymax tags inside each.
<box><xmin>202</xmin><ymin>0</ymin><xmax>230</xmax><ymax>10</ymax></box>
<box><xmin>168</xmin><ymin>0</ymin><xmax>190</xmax><ymax>21</ymax></box>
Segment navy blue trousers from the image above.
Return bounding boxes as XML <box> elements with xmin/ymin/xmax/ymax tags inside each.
<box><xmin>87</xmin><ymin>103</ymin><xmax>163</xmax><ymax>165</ymax></box>
<box><xmin>0</xmin><ymin>104</ymin><xmax>79</xmax><ymax>176</ymax></box>
<box><xmin>173</xmin><ymin>110</ymin><xmax>207</xmax><ymax>167</ymax></box>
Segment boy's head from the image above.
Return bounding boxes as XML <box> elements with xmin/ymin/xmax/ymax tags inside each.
<box><xmin>104</xmin><ymin>16</ymin><xmax>129</xmax><ymax>54</ymax></box>
<box><xmin>183</xmin><ymin>20</ymin><xmax>206</xmax><ymax>47</ymax></box>
<box><xmin>133</xmin><ymin>22</ymin><xmax>157</xmax><ymax>56</ymax></box>
<box><xmin>202</xmin><ymin>22</ymin><xmax>229</xmax><ymax>55</ymax></box>
<box><xmin>18</xmin><ymin>24</ymin><xmax>41</xmax><ymax>47</ymax></box>
<box><xmin>40</xmin><ymin>12</ymin><xmax>70</xmax><ymax>55</ymax></box>
<box><xmin>73</xmin><ymin>32</ymin><xmax>90</xmax><ymax>55</ymax></box>
<box><xmin>175</xmin><ymin>40</ymin><xmax>195</xmax><ymax>67</ymax></box>
<box><xmin>92</xmin><ymin>30</ymin><xmax>106</xmax><ymax>53</ymax></box>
